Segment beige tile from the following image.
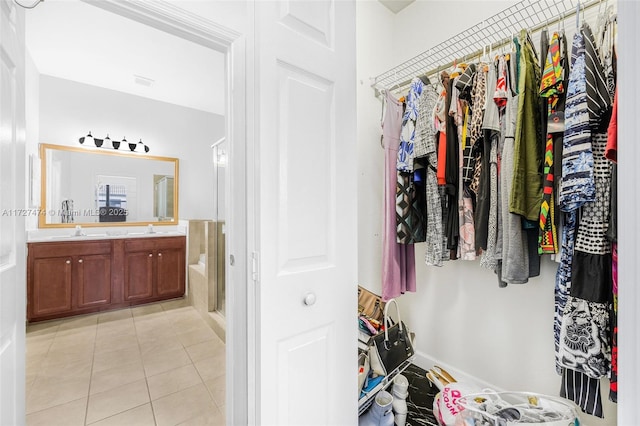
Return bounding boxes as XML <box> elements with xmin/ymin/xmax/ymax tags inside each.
<box><xmin>142</xmin><ymin>346</ymin><xmax>192</xmax><ymax>377</ymax></box>
<box><xmin>185</xmin><ymin>338</ymin><xmax>225</xmax><ymax>364</ymax></box>
<box><xmin>88</xmin><ymin>403</ymin><xmax>155</xmax><ymax>426</ymax></box>
<box><xmin>86</xmin><ymin>379</ymin><xmax>150</xmax><ymax>424</ymax></box>
<box><xmin>176</xmin><ymin>326</ymin><xmax>217</xmax><ymax>347</ymax></box>
<box><xmin>38</xmin><ymin>357</ymin><xmax>92</xmax><ymax>381</ymax></box>
<box><xmin>97</xmin><ymin>308</ymin><xmax>132</xmax><ymax>324</ymax></box>
<box><xmin>49</xmin><ymin>330</ymin><xmax>96</xmax><ymax>351</ymax></box>
<box><xmin>152</xmin><ymin>383</ymin><xmax>217</xmax><ymax>426</ymax></box>
<box><xmin>131</xmin><ymin>303</ymin><xmax>164</xmax><ymax>318</ymax></box>
<box><xmin>26</xmin><ymin>396</ymin><xmax>87</xmax><ymax>426</ymax></box>
<box><xmin>26</xmin><ymin>320</ymin><xmax>61</xmax><ymax>337</ymax></box>
<box><xmin>26</xmin><ymin>352</ymin><xmax>44</xmax><ymax>371</ymax></box>
<box><xmin>160</xmin><ymin>297</ymin><xmax>190</xmax><ymax>312</ymax></box>
<box><xmin>147</xmin><ymin>364</ymin><xmax>203</xmax><ymax>401</ymax></box>
<box><xmin>96</xmin><ymin>318</ymin><xmax>136</xmax><ymax>338</ymax></box>
<box><xmin>43</xmin><ymin>342</ymin><xmax>95</xmax><ymax>368</ymax></box>
<box><xmin>176</xmin><ymin>406</ymin><xmax>225</xmax><ymax>426</ymax></box>
<box><xmin>56</xmin><ymin>315</ymin><xmax>98</xmax><ymax>336</ymax></box>
<box><xmin>94</xmin><ymin>332</ymin><xmax>139</xmax><ymax>354</ymax></box>
<box><xmin>93</xmin><ymin>346</ymin><xmax>142</xmax><ymax>373</ymax></box>
<box><xmin>194</xmin><ymin>352</ymin><xmax>225</xmax><ymax>382</ymax></box>
<box><xmin>204</xmin><ymin>374</ymin><xmax>226</xmax><ymax>409</ymax></box>
<box><xmin>90</xmin><ymin>359</ymin><xmax>146</xmax><ymax>395</ymax></box>
<box><xmin>46</xmin><ymin>341</ymin><xmax>95</xmax><ymax>359</ymax></box>
<box><xmin>138</xmin><ymin>334</ymin><xmax>183</xmax><ymax>358</ymax></box>
<box><xmin>27</xmin><ymin>375</ymin><xmax>90</xmax><ymax>414</ymax></box>
<box><xmin>26</xmin><ymin>335</ymin><xmax>54</xmax><ymax>357</ymax></box>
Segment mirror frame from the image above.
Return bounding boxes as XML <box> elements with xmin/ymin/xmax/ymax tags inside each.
<box><xmin>38</xmin><ymin>143</ymin><xmax>179</xmax><ymax>228</ymax></box>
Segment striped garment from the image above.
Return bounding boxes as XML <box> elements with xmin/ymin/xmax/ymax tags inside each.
<box><xmin>560</xmin><ymin>368</ymin><xmax>603</xmax><ymax>418</ymax></box>
<box><xmin>582</xmin><ymin>24</ymin><xmax>611</xmax><ymax>131</ymax></box>
<box><xmin>558</xmin><ymin>33</ymin><xmax>595</xmax><ymax>213</ymax></box>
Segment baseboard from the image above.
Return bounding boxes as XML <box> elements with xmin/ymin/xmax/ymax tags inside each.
<box><xmin>412</xmin><ymin>350</ymin><xmax>504</xmax><ymax>392</ymax></box>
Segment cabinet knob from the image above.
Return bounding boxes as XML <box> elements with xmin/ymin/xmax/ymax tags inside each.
<box><xmin>158</xmin><ymin>253</ymin><xmax>162</xmax><ymax>257</ymax></box>
<box><xmin>303</xmin><ymin>293</ymin><xmax>317</xmax><ymax>306</ymax></box>
<box><xmin>149</xmin><ymin>253</ymin><xmax>153</xmax><ymax>257</ymax></box>
<box><xmin>65</xmin><ymin>260</ymin><xmax>71</xmax><ymax>264</ymax></box>
<box><xmin>78</xmin><ymin>259</ymin><xmax>83</xmax><ymax>263</ymax></box>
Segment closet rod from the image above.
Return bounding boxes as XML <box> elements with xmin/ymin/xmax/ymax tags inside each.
<box><xmin>371</xmin><ymin>0</ymin><xmax>604</xmax><ymax>97</ymax></box>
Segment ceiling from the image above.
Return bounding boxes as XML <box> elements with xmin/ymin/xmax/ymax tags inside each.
<box><xmin>25</xmin><ymin>0</ymin><xmax>226</xmax><ymax>115</ymax></box>
<box><xmin>378</xmin><ymin>0</ymin><xmax>416</xmax><ymax>14</ymax></box>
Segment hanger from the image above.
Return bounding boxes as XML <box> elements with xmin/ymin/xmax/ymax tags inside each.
<box><xmin>576</xmin><ymin>1</ymin><xmax>581</xmax><ymax>30</ymax></box>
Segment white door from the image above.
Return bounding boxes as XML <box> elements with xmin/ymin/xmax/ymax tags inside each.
<box><xmin>0</xmin><ymin>0</ymin><xmax>26</xmax><ymax>424</ymax></box>
<box><xmin>252</xmin><ymin>1</ymin><xmax>357</xmax><ymax>424</ymax></box>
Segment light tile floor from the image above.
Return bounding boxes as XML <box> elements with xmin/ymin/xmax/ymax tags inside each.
<box><xmin>26</xmin><ymin>299</ymin><xmax>226</xmax><ymax>426</ymax></box>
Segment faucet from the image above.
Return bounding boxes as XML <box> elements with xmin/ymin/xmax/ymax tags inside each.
<box><xmin>73</xmin><ymin>225</ymin><xmax>85</xmax><ymax>236</ymax></box>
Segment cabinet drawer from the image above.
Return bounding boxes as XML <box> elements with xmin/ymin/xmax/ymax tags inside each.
<box><xmin>29</xmin><ymin>240</ymin><xmax>112</xmax><ymax>258</ymax></box>
<box><xmin>124</xmin><ymin>236</ymin><xmax>185</xmax><ymax>252</ymax></box>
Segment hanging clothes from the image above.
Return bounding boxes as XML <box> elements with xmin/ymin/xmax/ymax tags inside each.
<box><xmin>538</xmin><ymin>32</ymin><xmax>567</xmax><ymax>255</ymax></box>
<box><xmin>414</xmin><ymin>86</ymin><xmax>444</xmax><ymax>266</ymax></box>
<box><xmin>381</xmin><ymin>89</ymin><xmax>416</xmax><ymax>301</ymax></box>
<box><xmin>498</xmin><ymin>51</ymin><xmax>530</xmax><ymax>286</ymax></box>
<box><xmin>444</xmin><ymin>78</ymin><xmax>460</xmax><ymax>252</ymax></box>
<box><xmin>397</xmin><ymin>78</ymin><xmax>425</xmax><ymax>173</ymax></box>
<box><xmin>510</xmin><ymin>30</ymin><xmax>543</xmax><ymax>221</ymax></box>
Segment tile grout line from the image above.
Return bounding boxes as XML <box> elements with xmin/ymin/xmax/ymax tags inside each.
<box><xmin>133</xmin><ymin>306</ymin><xmax>160</xmax><ymax>426</ymax></box>
<box><xmin>83</xmin><ymin>314</ymin><xmax>101</xmax><ymax>426</ymax></box>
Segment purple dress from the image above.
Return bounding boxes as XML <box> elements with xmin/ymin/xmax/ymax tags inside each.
<box><xmin>381</xmin><ymin>89</ymin><xmax>416</xmax><ymax>300</ymax></box>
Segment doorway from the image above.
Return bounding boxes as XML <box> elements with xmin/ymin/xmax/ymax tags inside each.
<box><xmin>22</xmin><ymin>0</ymin><xmax>248</xmax><ymax>424</ymax></box>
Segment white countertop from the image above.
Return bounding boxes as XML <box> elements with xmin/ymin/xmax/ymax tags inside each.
<box><xmin>27</xmin><ymin>224</ymin><xmax>187</xmax><ymax>243</ymax></box>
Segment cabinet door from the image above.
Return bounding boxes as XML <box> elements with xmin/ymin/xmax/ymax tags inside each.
<box><xmin>31</xmin><ymin>257</ymin><xmax>72</xmax><ymax>318</ymax></box>
<box><xmin>75</xmin><ymin>254</ymin><xmax>111</xmax><ymax>308</ymax></box>
<box><xmin>124</xmin><ymin>251</ymin><xmax>154</xmax><ymax>300</ymax></box>
<box><xmin>156</xmin><ymin>247</ymin><xmax>185</xmax><ymax>298</ymax></box>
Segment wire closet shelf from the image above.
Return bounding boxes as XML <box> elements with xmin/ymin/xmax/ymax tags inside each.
<box><xmin>371</xmin><ymin>0</ymin><xmax>607</xmax><ymax>96</ymax></box>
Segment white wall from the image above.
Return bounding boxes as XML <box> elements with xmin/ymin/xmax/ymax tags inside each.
<box><xmin>25</xmin><ymin>52</ymin><xmax>40</xmax><ymax>230</ymax></box>
<box><xmin>356</xmin><ymin>1</ymin><xmax>617</xmax><ymax>424</ymax></box>
<box><xmin>35</xmin><ymin>75</ymin><xmax>225</xmax><ymax>223</ymax></box>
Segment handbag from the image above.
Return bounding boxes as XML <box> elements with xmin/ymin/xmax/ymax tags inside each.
<box><xmin>368</xmin><ymin>298</ymin><xmax>414</xmax><ymax>377</ymax></box>
<box><xmin>358</xmin><ymin>351</ymin><xmax>370</xmax><ymax>396</ymax></box>
<box><xmin>358</xmin><ymin>285</ymin><xmax>385</xmax><ymax>322</ymax></box>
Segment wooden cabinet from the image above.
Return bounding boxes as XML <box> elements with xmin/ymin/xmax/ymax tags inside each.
<box><xmin>27</xmin><ymin>235</ymin><xmax>185</xmax><ymax>321</ymax></box>
<box><xmin>124</xmin><ymin>236</ymin><xmax>185</xmax><ymax>302</ymax></box>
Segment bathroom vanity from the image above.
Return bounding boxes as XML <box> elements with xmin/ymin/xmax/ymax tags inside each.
<box><xmin>27</xmin><ymin>234</ymin><xmax>185</xmax><ymax>322</ymax></box>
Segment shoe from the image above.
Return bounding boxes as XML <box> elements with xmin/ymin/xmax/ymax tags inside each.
<box><xmin>359</xmin><ymin>390</ymin><xmax>394</xmax><ymax>426</ymax></box>
<box><xmin>391</xmin><ymin>375</ymin><xmax>409</xmax><ymax>426</ymax></box>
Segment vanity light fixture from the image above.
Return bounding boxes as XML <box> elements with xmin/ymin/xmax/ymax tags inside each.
<box><xmin>78</xmin><ymin>132</ymin><xmax>149</xmax><ymax>153</ymax></box>
<box><xmin>78</xmin><ymin>131</ymin><xmax>94</xmax><ymax>146</ymax></box>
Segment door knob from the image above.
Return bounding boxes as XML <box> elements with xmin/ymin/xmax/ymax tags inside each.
<box><xmin>158</xmin><ymin>253</ymin><xmax>162</xmax><ymax>257</ymax></box>
<box><xmin>65</xmin><ymin>260</ymin><xmax>71</xmax><ymax>264</ymax></box>
<box><xmin>149</xmin><ymin>253</ymin><xmax>153</xmax><ymax>257</ymax></box>
<box><xmin>303</xmin><ymin>293</ymin><xmax>316</xmax><ymax>306</ymax></box>
<box><xmin>78</xmin><ymin>259</ymin><xmax>83</xmax><ymax>263</ymax></box>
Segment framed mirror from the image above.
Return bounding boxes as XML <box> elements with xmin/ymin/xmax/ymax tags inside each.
<box><xmin>39</xmin><ymin>143</ymin><xmax>179</xmax><ymax>228</ymax></box>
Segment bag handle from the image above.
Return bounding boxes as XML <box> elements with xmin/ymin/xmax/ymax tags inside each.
<box><xmin>383</xmin><ymin>298</ymin><xmax>403</xmax><ymax>344</ymax></box>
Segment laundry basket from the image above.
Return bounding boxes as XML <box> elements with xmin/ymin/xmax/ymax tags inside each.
<box><xmin>455</xmin><ymin>391</ymin><xmax>580</xmax><ymax>426</ymax></box>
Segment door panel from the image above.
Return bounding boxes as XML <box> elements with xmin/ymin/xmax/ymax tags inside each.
<box><xmin>277</xmin><ymin>63</ymin><xmax>334</xmax><ymax>273</ymax></box>
<box><xmin>124</xmin><ymin>251</ymin><xmax>153</xmax><ymax>300</ymax></box>
<box><xmin>255</xmin><ymin>1</ymin><xmax>356</xmax><ymax>424</ymax></box>
<box><xmin>0</xmin><ymin>1</ymin><xmax>26</xmax><ymax>423</ymax></box>
<box><xmin>31</xmin><ymin>257</ymin><xmax>72</xmax><ymax>316</ymax></box>
<box><xmin>156</xmin><ymin>248</ymin><xmax>185</xmax><ymax>297</ymax></box>
<box><xmin>76</xmin><ymin>254</ymin><xmax>111</xmax><ymax>308</ymax></box>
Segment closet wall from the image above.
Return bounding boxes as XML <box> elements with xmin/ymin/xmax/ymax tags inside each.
<box><xmin>356</xmin><ymin>1</ymin><xmax>617</xmax><ymax>424</ymax></box>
